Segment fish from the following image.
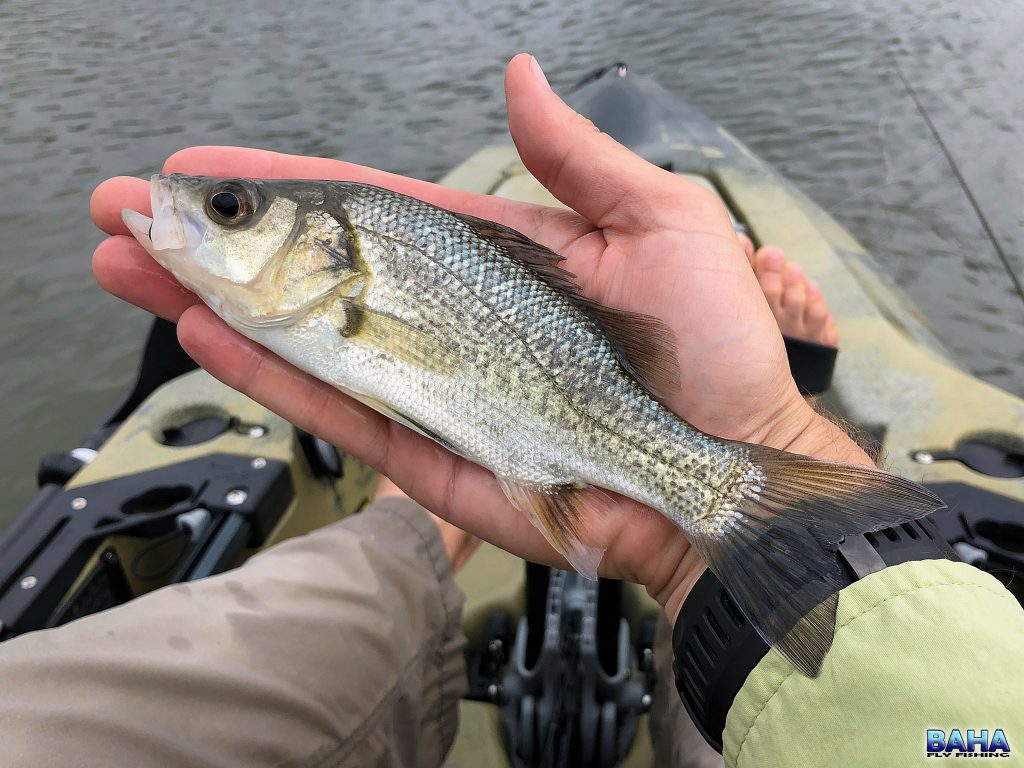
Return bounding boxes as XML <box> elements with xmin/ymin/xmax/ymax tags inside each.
<box><xmin>122</xmin><ymin>174</ymin><xmax>944</xmax><ymax>676</ymax></box>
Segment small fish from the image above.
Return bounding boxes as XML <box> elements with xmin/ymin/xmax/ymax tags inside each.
<box><xmin>123</xmin><ymin>174</ymin><xmax>943</xmax><ymax>676</ymax></box>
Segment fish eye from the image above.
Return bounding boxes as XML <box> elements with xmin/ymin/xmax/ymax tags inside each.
<box><xmin>211</xmin><ymin>191</ymin><xmax>240</xmax><ymax>219</ymax></box>
<box><xmin>205</xmin><ymin>181</ymin><xmax>257</xmax><ymax>226</ymax></box>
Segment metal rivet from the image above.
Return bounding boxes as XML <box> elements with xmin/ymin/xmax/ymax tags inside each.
<box><xmin>225</xmin><ymin>489</ymin><xmax>248</xmax><ymax>506</ymax></box>
<box><xmin>913</xmin><ymin>451</ymin><xmax>934</xmax><ymax>465</ymax></box>
<box><xmin>71</xmin><ymin>497</ymin><xmax>87</xmax><ymax>510</ymax></box>
<box><xmin>247</xmin><ymin>426</ymin><xmax>266</xmax><ymax>438</ymax></box>
<box><xmin>20</xmin><ymin>576</ymin><xmax>38</xmax><ymax>590</ymax></box>
<box><xmin>251</xmin><ymin>457</ymin><xmax>267</xmax><ymax>470</ymax></box>
<box><xmin>641</xmin><ymin>693</ymin><xmax>652</xmax><ymax>709</ymax></box>
<box><xmin>487</xmin><ymin>683</ymin><xmax>500</xmax><ymax>700</ymax></box>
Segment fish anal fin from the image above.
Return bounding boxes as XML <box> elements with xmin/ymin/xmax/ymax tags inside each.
<box><xmin>450</xmin><ymin>210</ymin><xmax>679</xmax><ymax>398</ymax></box>
<box><xmin>498</xmin><ymin>478</ymin><xmax>606</xmax><ymax>579</ymax></box>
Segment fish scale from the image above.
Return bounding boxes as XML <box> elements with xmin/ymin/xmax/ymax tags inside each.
<box><xmin>342</xmin><ymin>183</ymin><xmax>733</xmax><ymax>516</ymax></box>
<box><xmin>125</xmin><ymin>173</ymin><xmax>945</xmax><ymax>677</ymax></box>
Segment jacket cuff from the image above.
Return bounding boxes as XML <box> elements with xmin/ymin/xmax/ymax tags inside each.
<box><xmin>723</xmin><ymin>559</ymin><xmax>1022</xmax><ymax>767</ymax></box>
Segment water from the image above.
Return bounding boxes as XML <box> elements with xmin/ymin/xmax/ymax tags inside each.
<box><xmin>1</xmin><ymin>0</ymin><xmax>1022</xmax><ymax>523</ymax></box>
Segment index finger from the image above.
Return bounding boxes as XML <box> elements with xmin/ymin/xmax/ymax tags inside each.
<box><xmin>169</xmin><ymin>147</ymin><xmax>596</xmax><ymax>254</ymax></box>
<box><xmin>91</xmin><ymin>146</ymin><xmax>594</xmax><ymax>258</ymax></box>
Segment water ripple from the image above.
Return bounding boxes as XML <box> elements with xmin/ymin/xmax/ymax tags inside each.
<box><xmin>0</xmin><ymin>0</ymin><xmax>1021</xmax><ymax>522</ymax></box>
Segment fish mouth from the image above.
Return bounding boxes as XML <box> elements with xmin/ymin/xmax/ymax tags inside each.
<box><xmin>121</xmin><ymin>175</ymin><xmax>192</xmax><ymax>257</ymax></box>
<box><xmin>119</xmin><ymin>175</ymin><xmax>303</xmax><ymax>330</ymax></box>
<box><xmin>121</xmin><ymin>175</ymin><xmax>220</xmax><ymax>310</ymax></box>
<box><xmin>121</xmin><ymin>207</ymin><xmax>155</xmax><ymax>249</ymax></box>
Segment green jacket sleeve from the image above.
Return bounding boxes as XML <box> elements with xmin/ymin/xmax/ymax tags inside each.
<box><xmin>723</xmin><ymin>560</ymin><xmax>1023</xmax><ymax>767</ymax></box>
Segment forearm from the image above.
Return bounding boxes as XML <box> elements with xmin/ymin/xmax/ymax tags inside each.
<box><xmin>0</xmin><ymin>499</ymin><xmax>467</xmax><ymax>768</ymax></box>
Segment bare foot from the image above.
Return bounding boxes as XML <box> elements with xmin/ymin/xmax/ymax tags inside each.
<box><xmin>738</xmin><ymin>234</ymin><xmax>839</xmax><ymax>347</ymax></box>
<box><xmin>374</xmin><ymin>475</ymin><xmax>481</xmax><ymax>573</ymax></box>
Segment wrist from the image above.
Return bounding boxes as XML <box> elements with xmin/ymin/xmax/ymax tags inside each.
<box><xmin>780</xmin><ymin>404</ymin><xmax>876</xmax><ymax>467</ymax></box>
<box><xmin>651</xmin><ymin>542</ymin><xmax>705</xmax><ymax>626</ymax></box>
<box><xmin>756</xmin><ymin>396</ymin><xmax>875</xmax><ymax>467</ymax></box>
<box><xmin>374</xmin><ymin>475</ymin><xmax>479</xmax><ymax>573</ymax></box>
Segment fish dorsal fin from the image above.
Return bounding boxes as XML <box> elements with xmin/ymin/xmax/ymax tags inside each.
<box><xmin>451</xmin><ymin>210</ymin><xmax>680</xmax><ymax>399</ymax></box>
<box><xmin>452</xmin><ymin>211</ymin><xmax>580</xmax><ymax>294</ymax></box>
<box><xmin>585</xmin><ymin>304</ymin><xmax>680</xmax><ymax>400</ymax></box>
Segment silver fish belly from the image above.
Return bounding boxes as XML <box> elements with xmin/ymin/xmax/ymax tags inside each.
<box><xmin>123</xmin><ymin>174</ymin><xmax>944</xmax><ymax>677</ymax></box>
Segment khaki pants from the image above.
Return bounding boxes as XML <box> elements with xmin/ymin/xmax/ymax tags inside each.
<box><xmin>0</xmin><ymin>499</ymin><xmax>720</xmax><ymax>767</ymax></box>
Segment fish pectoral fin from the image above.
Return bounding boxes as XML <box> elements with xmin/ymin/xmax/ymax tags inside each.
<box><xmin>332</xmin><ymin>300</ymin><xmax>458</xmax><ymax>377</ymax></box>
<box><xmin>497</xmin><ymin>477</ymin><xmax>607</xmax><ymax>579</ymax></box>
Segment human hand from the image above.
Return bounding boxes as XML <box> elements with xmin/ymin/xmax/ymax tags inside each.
<box><xmin>90</xmin><ymin>54</ymin><xmax>871</xmax><ymax>621</ymax></box>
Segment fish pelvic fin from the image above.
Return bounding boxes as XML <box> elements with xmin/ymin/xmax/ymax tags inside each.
<box><xmin>688</xmin><ymin>443</ymin><xmax>945</xmax><ymax>677</ymax></box>
<box><xmin>497</xmin><ymin>478</ymin><xmax>607</xmax><ymax>580</ymax></box>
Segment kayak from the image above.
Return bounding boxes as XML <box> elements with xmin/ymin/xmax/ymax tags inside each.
<box><xmin>441</xmin><ymin>63</ymin><xmax>1024</xmax><ymax>766</ymax></box>
<box><xmin>0</xmin><ymin>64</ymin><xmax>1020</xmax><ymax>767</ymax></box>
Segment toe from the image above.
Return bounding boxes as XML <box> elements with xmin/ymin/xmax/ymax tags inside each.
<box><xmin>737</xmin><ymin>233</ymin><xmax>755</xmax><ymax>264</ymax></box>
<box><xmin>754</xmin><ymin>246</ymin><xmax>786</xmax><ymax>316</ymax></box>
<box><xmin>805</xmin><ymin>299</ymin><xmax>831</xmax><ymax>342</ymax></box>
<box><xmin>822</xmin><ymin>318</ymin><xmax>840</xmax><ymax>347</ymax></box>
<box><xmin>805</xmin><ymin>278</ymin><xmax>823</xmax><ymax>301</ymax></box>
<box><xmin>780</xmin><ymin>279</ymin><xmax>807</xmax><ymax>338</ymax></box>
<box><xmin>783</xmin><ymin>261</ymin><xmax>804</xmax><ymax>286</ymax></box>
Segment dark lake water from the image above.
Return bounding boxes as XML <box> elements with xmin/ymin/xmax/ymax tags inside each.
<box><xmin>1</xmin><ymin>0</ymin><xmax>1022</xmax><ymax>524</ymax></box>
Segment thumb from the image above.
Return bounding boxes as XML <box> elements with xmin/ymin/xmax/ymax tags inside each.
<box><xmin>503</xmin><ymin>54</ymin><xmax>721</xmax><ymax>233</ymax></box>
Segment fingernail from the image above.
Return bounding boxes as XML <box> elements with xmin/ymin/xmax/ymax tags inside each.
<box><xmin>787</xmin><ymin>263</ymin><xmax>803</xmax><ymax>279</ymax></box>
<box><xmin>530</xmin><ymin>56</ymin><xmax>550</xmax><ymax>89</ymax></box>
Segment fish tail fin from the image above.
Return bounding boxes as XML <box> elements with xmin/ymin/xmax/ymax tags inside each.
<box><xmin>687</xmin><ymin>442</ymin><xmax>945</xmax><ymax>677</ymax></box>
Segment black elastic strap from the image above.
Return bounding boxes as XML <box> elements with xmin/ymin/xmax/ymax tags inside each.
<box><xmin>673</xmin><ymin>572</ymin><xmax>769</xmax><ymax>752</ymax></box>
<box><xmin>784</xmin><ymin>335</ymin><xmax>838</xmax><ymax>395</ymax></box>
<box><xmin>673</xmin><ymin>515</ymin><xmax>957</xmax><ymax>752</ymax></box>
